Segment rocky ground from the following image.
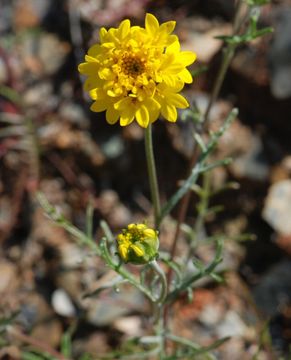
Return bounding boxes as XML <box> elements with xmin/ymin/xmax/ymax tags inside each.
<box><xmin>1</xmin><ymin>0</ymin><xmax>291</xmax><ymax>359</ymax></box>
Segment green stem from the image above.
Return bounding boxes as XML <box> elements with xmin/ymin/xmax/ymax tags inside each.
<box><xmin>145</xmin><ymin>124</ymin><xmax>161</xmax><ymax>228</ymax></box>
<box><xmin>203</xmin><ymin>44</ymin><xmax>235</xmax><ymax>124</ymax></box>
<box><xmin>150</xmin><ymin>260</ymin><xmax>167</xmax><ymax>358</ymax></box>
<box><xmin>150</xmin><ymin>260</ymin><xmax>167</xmax><ymax>304</ymax></box>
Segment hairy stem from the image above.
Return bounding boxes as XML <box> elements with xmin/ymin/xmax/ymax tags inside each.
<box><xmin>145</xmin><ymin>124</ymin><xmax>161</xmax><ymax>228</ymax></box>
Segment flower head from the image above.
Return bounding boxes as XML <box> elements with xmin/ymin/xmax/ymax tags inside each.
<box><xmin>116</xmin><ymin>223</ymin><xmax>159</xmax><ymax>264</ymax></box>
<box><xmin>78</xmin><ymin>13</ymin><xmax>196</xmax><ymax>128</ymax></box>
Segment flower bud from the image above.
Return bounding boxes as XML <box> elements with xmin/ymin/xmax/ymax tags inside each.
<box><xmin>116</xmin><ymin>223</ymin><xmax>159</xmax><ymax>265</ymax></box>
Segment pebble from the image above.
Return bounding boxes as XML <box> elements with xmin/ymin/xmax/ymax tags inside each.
<box><xmin>253</xmin><ymin>260</ymin><xmax>291</xmax><ymax>317</ymax></box>
<box><xmin>268</xmin><ymin>8</ymin><xmax>291</xmax><ymax>99</ymax></box>
<box><xmin>262</xmin><ymin>179</ymin><xmax>291</xmax><ymax>235</ymax></box>
<box><xmin>51</xmin><ymin>288</ymin><xmax>76</xmax><ymax>317</ymax></box>
<box><xmin>215</xmin><ymin>310</ymin><xmax>248</xmax><ymax>338</ymax></box>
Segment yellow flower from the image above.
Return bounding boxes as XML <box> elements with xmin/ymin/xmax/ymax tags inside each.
<box><xmin>78</xmin><ymin>13</ymin><xmax>196</xmax><ymax>128</ymax></box>
<box><xmin>116</xmin><ymin>223</ymin><xmax>159</xmax><ymax>264</ymax></box>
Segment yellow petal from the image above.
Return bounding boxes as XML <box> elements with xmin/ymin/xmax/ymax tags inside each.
<box><xmin>88</xmin><ymin>45</ymin><xmax>102</xmax><ymax>57</ymax></box>
<box><xmin>99</xmin><ymin>27</ymin><xmax>107</xmax><ymax>43</ymax></box>
<box><xmin>98</xmin><ymin>68</ymin><xmax>113</xmax><ymax>80</ymax></box>
<box><xmin>167</xmin><ymin>93</ymin><xmax>189</xmax><ymax>108</ymax></box>
<box><xmin>178</xmin><ymin>51</ymin><xmax>197</xmax><ymax>66</ymax></box>
<box><xmin>136</xmin><ymin>224</ymin><xmax>147</xmax><ymax>230</ymax></box>
<box><xmin>161</xmin><ymin>104</ymin><xmax>177</xmax><ymax>122</ymax></box>
<box><xmin>119</xmin><ymin>245</ymin><xmax>128</xmax><ymax>261</ymax></box>
<box><xmin>161</xmin><ymin>74</ymin><xmax>177</xmax><ymax>88</ymax></box>
<box><xmin>120</xmin><ymin>105</ymin><xmax>135</xmax><ymax>126</ymax></box>
<box><xmin>143</xmin><ymin>229</ymin><xmax>156</xmax><ymax>238</ymax></box>
<box><xmin>90</xmin><ymin>99</ymin><xmax>109</xmax><ymax>112</ymax></box>
<box><xmin>114</xmin><ymin>97</ymin><xmax>132</xmax><ymax>111</ymax></box>
<box><xmin>168</xmin><ymin>34</ymin><xmax>178</xmax><ymax>45</ymax></box>
<box><xmin>145</xmin><ymin>13</ymin><xmax>159</xmax><ymax>35</ymax></box>
<box><xmin>120</xmin><ymin>115</ymin><xmax>134</xmax><ymax>126</ymax></box>
<box><xmin>78</xmin><ymin>62</ymin><xmax>98</xmax><ymax>75</ymax></box>
<box><xmin>131</xmin><ymin>244</ymin><xmax>144</xmax><ymax>257</ymax></box>
<box><xmin>118</xmin><ymin>19</ymin><xmax>131</xmax><ymax>39</ymax></box>
<box><xmin>163</xmin><ymin>62</ymin><xmax>185</xmax><ymax>74</ymax></box>
<box><xmin>85</xmin><ymin>55</ymin><xmax>98</xmax><ymax>63</ymax></box>
<box><xmin>84</xmin><ymin>77</ymin><xmax>103</xmax><ymax>91</ymax></box>
<box><xmin>101</xmin><ymin>42</ymin><xmax>115</xmax><ymax>49</ymax></box>
<box><xmin>106</xmin><ymin>106</ymin><xmax>119</xmax><ymax>125</ymax></box>
<box><xmin>160</xmin><ymin>21</ymin><xmax>176</xmax><ymax>35</ymax></box>
<box><xmin>89</xmin><ymin>88</ymin><xmax>106</xmax><ymax>100</ymax></box>
<box><xmin>178</xmin><ymin>69</ymin><xmax>193</xmax><ymax>84</ymax></box>
<box><xmin>166</xmin><ymin>41</ymin><xmax>180</xmax><ymax>54</ymax></box>
<box><xmin>135</xmin><ymin>105</ymin><xmax>149</xmax><ymax>128</ymax></box>
<box><xmin>89</xmin><ymin>88</ymin><xmax>97</xmax><ymax>100</ymax></box>
<box><xmin>144</xmin><ymin>98</ymin><xmax>161</xmax><ymax>123</ymax></box>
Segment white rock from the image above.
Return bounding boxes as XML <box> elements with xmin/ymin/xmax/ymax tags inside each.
<box><xmin>113</xmin><ymin>316</ymin><xmax>143</xmax><ymax>336</ymax></box>
<box><xmin>216</xmin><ymin>311</ymin><xmax>247</xmax><ymax>338</ymax></box>
<box><xmin>52</xmin><ymin>289</ymin><xmax>76</xmax><ymax>317</ymax></box>
<box><xmin>262</xmin><ymin>180</ymin><xmax>291</xmax><ymax>235</ymax></box>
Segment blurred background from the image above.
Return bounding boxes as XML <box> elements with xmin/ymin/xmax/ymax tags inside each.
<box><xmin>1</xmin><ymin>0</ymin><xmax>291</xmax><ymax>358</ymax></box>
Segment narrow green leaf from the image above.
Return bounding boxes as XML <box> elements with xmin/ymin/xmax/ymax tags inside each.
<box><xmin>61</xmin><ymin>331</ymin><xmax>72</xmax><ymax>358</ymax></box>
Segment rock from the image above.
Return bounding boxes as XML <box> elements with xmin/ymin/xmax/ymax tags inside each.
<box><xmin>51</xmin><ymin>288</ymin><xmax>76</xmax><ymax>317</ymax></box>
<box><xmin>13</xmin><ymin>0</ymin><xmax>50</xmax><ymax>30</ymax></box>
<box><xmin>170</xmin><ymin>273</ymin><xmax>264</xmax><ymax>358</ymax></box>
<box><xmin>216</xmin><ymin>310</ymin><xmax>248</xmax><ymax>338</ymax></box>
<box><xmin>268</xmin><ymin>8</ymin><xmax>291</xmax><ymax>99</ymax></box>
<box><xmin>31</xmin><ymin>319</ymin><xmax>63</xmax><ymax>348</ymax></box>
<box><xmin>18</xmin><ymin>293</ymin><xmax>54</xmax><ymax>329</ymax></box>
<box><xmin>73</xmin><ymin>332</ymin><xmax>109</xmax><ymax>357</ymax></box>
<box><xmin>253</xmin><ymin>260</ymin><xmax>291</xmax><ymax>317</ymax></box>
<box><xmin>229</xmin><ymin>134</ymin><xmax>269</xmax><ymax>181</ymax></box>
<box><xmin>275</xmin><ymin>234</ymin><xmax>291</xmax><ymax>256</ymax></box>
<box><xmin>60</xmin><ymin>243</ymin><xmax>86</xmax><ymax>268</ymax></box>
<box><xmin>199</xmin><ymin>302</ymin><xmax>224</xmax><ymax>327</ymax></box>
<box><xmin>113</xmin><ymin>316</ymin><xmax>143</xmax><ymax>337</ymax></box>
<box><xmin>101</xmin><ymin>135</ymin><xmax>125</xmax><ymax>159</ymax></box>
<box><xmin>123</xmin><ymin>122</ymin><xmax>144</xmax><ymax>141</ymax></box>
<box><xmin>181</xmin><ymin>19</ymin><xmax>232</xmax><ymax>63</ymax></box>
<box><xmin>262</xmin><ymin>180</ymin><xmax>291</xmax><ymax>235</ymax></box>
<box><xmin>57</xmin><ymin>270</ymin><xmax>83</xmax><ymax>300</ymax></box>
<box><xmin>59</xmin><ymin>102</ymin><xmax>89</xmax><ymax>128</ymax></box>
<box><xmin>0</xmin><ymin>346</ymin><xmax>21</xmax><ymax>359</ymax></box>
<box><xmin>84</xmin><ymin>284</ymin><xmax>146</xmax><ymax>326</ymax></box>
<box><xmin>21</xmin><ymin>32</ymin><xmax>70</xmax><ymax>76</ymax></box>
<box><xmin>96</xmin><ymin>190</ymin><xmax>131</xmax><ymax>229</ymax></box>
<box><xmin>270</xmin><ymin>156</ymin><xmax>291</xmax><ymax>183</ymax></box>
<box><xmin>0</xmin><ymin>260</ymin><xmax>19</xmax><ymax>294</ymax></box>
<box><xmin>23</xmin><ymin>82</ymin><xmax>53</xmax><ymax>106</ymax></box>
<box><xmin>79</xmin><ymin>0</ymin><xmax>150</xmax><ymax>26</ymax></box>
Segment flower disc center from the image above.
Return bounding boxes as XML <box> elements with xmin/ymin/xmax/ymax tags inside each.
<box><xmin>122</xmin><ymin>55</ymin><xmax>145</xmax><ymax>76</ymax></box>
